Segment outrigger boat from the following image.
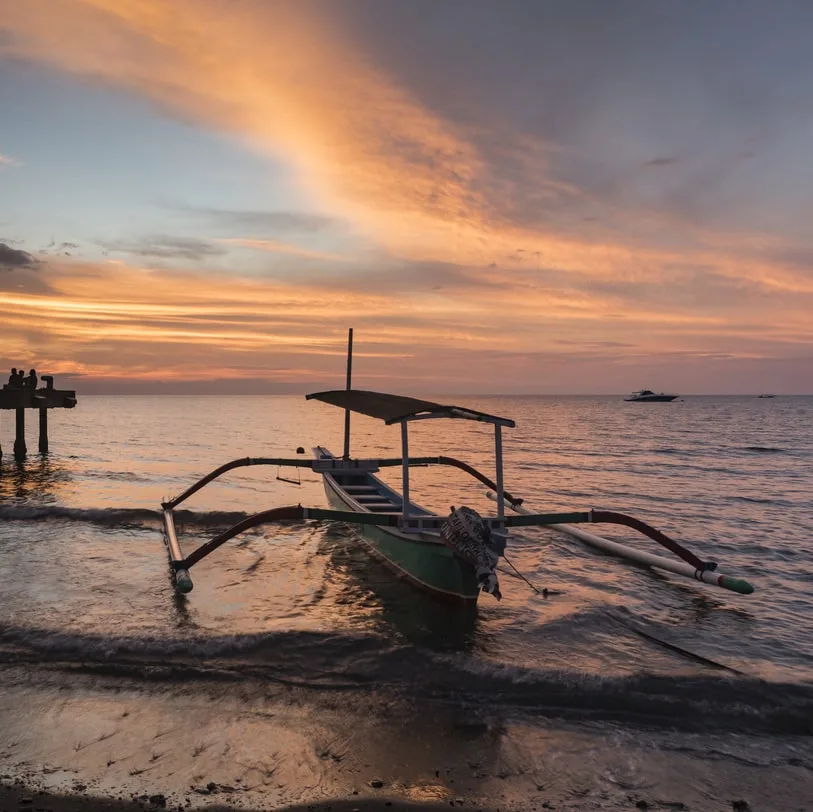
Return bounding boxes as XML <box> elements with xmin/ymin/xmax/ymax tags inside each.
<box><xmin>160</xmin><ymin>331</ymin><xmax>754</xmax><ymax>601</ymax></box>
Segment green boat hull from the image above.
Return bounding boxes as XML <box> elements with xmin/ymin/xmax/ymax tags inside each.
<box><xmin>323</xmin><ymin>476</ymin><xmax>481</xmax><ymax>602</ymax></box>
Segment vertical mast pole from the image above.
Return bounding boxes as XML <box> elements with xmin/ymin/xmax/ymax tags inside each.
<box><xmin>494</xmin><ymin>423</ymin><xmax>504</xmax><ymax>521</ymax></box>
<box><xmin>343</xmin><ymin>327</ymin><xmax>353</xmax><ymax>459</ymax></box>
<box><xmin>401</xmin><ymin>421</ymin><xmax>410</xmax><ymax>526</ymax></box>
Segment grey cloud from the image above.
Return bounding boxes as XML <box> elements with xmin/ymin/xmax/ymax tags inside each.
<box><xmin>644</xmin><ymin>157</ymin><xmax>680</xmax><ymax>168</ymax></box>
<box><xmin>101</xmin><ymin>235</ymin><xmax>226</xmax><ymax>261</ymax></box>
<box><xmin>325</xmin><ymin>0</ymin><xmax>813</xmax><ymax>238</ymax></box>
<box><xmin>760</xmin><ymin>244</ymin><xmax>813</xmax><ymax>275</ymax></box>
<box><xmin>41</xmin><ymin>240</ymin><xmax>81</xmax><ymax>257</ymax></box>
<box><xmin>166</xmin><ymin>204</ymin><xmax>336</xmax><ymax>234</ymax></box>
<box><xmin>295</xmin><ymin>257</ymin><xmax>505</xmax><ymax>295</ymax></box>
<box><xmin>0</xmin><ymin>242</ymin><xmax>36</xmax><ymax>269</ymax></box>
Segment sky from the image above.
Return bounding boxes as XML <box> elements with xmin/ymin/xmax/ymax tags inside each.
<box><xmin>1</xmin><ymin>0</ymin><xmax>812</xmax><ymax>395</ymax></box>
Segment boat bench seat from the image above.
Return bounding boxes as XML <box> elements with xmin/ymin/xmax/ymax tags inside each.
<box><xmin>343</xmin><ymin>486</ymin><xmax>379</xmax><ymax>493</ymax></box>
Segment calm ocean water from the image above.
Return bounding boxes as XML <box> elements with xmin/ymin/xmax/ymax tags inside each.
<box><xmin>1</xmin><ymin>394</ymin><xmax>812</xmax><ymax>809</ymax></box>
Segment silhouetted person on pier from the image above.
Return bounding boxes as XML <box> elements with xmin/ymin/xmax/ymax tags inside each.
<box><xmin>7</xmin><ymin>368</ymin><xmax>23</xmax><ymax>388</ymax></box>
<box><xmin>25</xmin><ymin>369</ymin><xmax>38</xmax><ymax>389</ymax></box>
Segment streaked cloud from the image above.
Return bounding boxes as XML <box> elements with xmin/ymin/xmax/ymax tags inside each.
<box><xmin>0</xmin><ymin>152</ymin><xmax>20</xmax><ymax>168</ymax></box>
<box><xmin>101</xmin><ymin>234</ymin><xmax>226</xmax><ymax>262</ymax></box>
<box><xmin>1</xmin><ymin>254</ymin><xmax>811</xmax><ymax>393</ymax></box>
<box><xmin>217</xmin><ymin>238</ymin><xmax>347</xmax><ymax>263</ymax></box>
<box><xmin>169</xmin><ymin>205</ymin><xmax>337</xmax><ymax>235</ymax></box>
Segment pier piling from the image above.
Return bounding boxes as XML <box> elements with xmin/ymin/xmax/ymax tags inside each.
<box><xmin>14</xmin><ymin>408</ymin><xmax>27</xmax><ymax>460</ymax></box>
<box><xmin>39</xmin><ymin>408</ymin><xmax>48</xmax><ymax>454</ymax></box>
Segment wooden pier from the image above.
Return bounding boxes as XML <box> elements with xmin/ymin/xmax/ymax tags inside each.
<box><xmin>0</xmin><ymin>379</ymin><xmax>77</xmax><ymax>460</ymax></box>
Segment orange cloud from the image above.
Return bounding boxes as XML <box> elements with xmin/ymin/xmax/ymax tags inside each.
<box><xmin>2</xmin><ymin>255</ymin><xmax>811</xmax><ymax>393</ymax></box>
<box><xmin>217</xmin><ymin>238</ymin><xmax>347</xmax><ymax>264</ymax></box>
<box><xmin>0</xmin><ymin>0</ymin><xmax>570</xmax><ymax>269</ymax></box>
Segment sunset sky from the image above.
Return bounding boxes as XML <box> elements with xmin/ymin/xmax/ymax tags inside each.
<box><xmin>1</xmin><ymin>0</ymin><xmax>812</xmax><ymax>394</ymax></box>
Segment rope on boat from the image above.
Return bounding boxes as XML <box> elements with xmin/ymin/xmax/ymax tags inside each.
<box><xmin>499</xmin><ymin>554</ymin><xmax>563</xmax><ymax>597</ymax></box>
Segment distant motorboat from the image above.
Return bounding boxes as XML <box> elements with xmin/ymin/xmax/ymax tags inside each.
<box><xmin>624</xmin><ymin>389</ymin><xmax>678</xmax><ymax>403</ymax></box>
<box><xmin>757</xmin><ymin>394</ymin><xmax>776</xmax><ymax>398</ymax></box>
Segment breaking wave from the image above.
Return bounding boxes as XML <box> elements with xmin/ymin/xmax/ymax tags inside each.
<box><xmin>1</xmin><ymin>623</ymin><xmax>811</xmax><ymax>736</ymax></box>
<box><xmin>0</xmin><ymin>504</ymin><xmax>249</xmax><ymax>528</ymax></box>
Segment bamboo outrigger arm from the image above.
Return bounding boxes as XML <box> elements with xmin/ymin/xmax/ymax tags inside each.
<box><xmin>162</xmin><ymin>455</ymin><xmax>522</xmax><ymax>511</ymax></box>
<box><xmin>162</xmin><ymin>504</ymin><xmax>403</xmax><ymax>592</ymax></box>
<box><xmin>161</xmin><ymin>453</ymin><xmax>752</xmax><ymax>597</ymax></box>
<box><xmin>162</xmin><ymin>458</ymin><xmax>316</xmax><ymax>510</ymax></box>
<box><xmin>160</xmin><ymin>453</ymin><xmax>525</xmax><ymax>593</ymax></box>
<box><xmin>163</xmin><ymin>499</ymin><xmax>752</xmax><ymax>595</ymax></box>
<box><xmin>162</xmin><ymin>455</ymin><xmax>706</xmax><ymax>569</ymax></box>
<box><xmin>487</xmin><ymin>492</ymin><xmax>755</xmax><ymax>596</ymax></box>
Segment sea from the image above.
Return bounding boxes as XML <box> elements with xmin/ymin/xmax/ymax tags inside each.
<box><xmin>1</xmin><ymin>394</ymin><xmax>812</xmax><ymax>811</ymax></box>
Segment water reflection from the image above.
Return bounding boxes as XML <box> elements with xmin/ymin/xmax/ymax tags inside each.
<box><xmin>167</xmin><ymin>564</ymin><xmax>197</xmax><ymax>630</ymax></box>
<box><xmin>0</xmin><ymin>453</ymin><xmax>71</xmax><ymax>504</ymax></box>
<box><xmin>319</xmin><ymin>523</ymin><xmax>480</xmax><ymax>651</ymax></box>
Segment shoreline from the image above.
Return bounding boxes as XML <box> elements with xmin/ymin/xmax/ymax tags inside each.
<box><xmin>0</xmin><ymin>783</ymin><xmax>498</xmax><ymax>812</ymax></box>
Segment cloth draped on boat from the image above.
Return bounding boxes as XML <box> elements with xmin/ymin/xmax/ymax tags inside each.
<box><xmin>440</xmin><ymin>506</ymin><xmax>502</xmax><ymax>599</ymax></box>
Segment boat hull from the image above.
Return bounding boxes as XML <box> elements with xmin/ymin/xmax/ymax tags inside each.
<box><xmin>322</xmin><ymin>473</ymin><xmax>481</xmax><ymax>602</ymax></box>
<box><xmin>624</xmin><ymin>395</ymin><xmax>678</xmax><ymax>402</ymax></box>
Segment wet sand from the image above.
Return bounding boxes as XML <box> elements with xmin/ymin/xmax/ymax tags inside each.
<box><xmin>2</xmin><ymin>664</ymin><xmax>812</xmax><ymax>812</ymax></box>
<box><xmin>0</xmin><ymin>783</ymin><xmax>491</xmax><ymax>812</ymax></box>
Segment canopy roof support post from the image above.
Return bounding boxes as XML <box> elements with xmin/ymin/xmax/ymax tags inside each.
<box><xmin>494</xmin><ymin>423</ymin><xmax>504</xmax><ymax>521</ymax></box>
<box><xmin>343</xmin><ymin>328</ymin><xmax>353</xmax><ymax>459</ymax></box>
<box><xmin>401</xmin><ymin>421</ymin><xmax>410</xmax><ymax>526</ymax></box>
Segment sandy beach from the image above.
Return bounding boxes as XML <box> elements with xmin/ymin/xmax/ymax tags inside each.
<box><xmin>2</xmin><ymin>655</ymin><xmax>812</xmax><ymax>812</ymax></box>
<box><xmin>0</xmin><ymin>783</ymin><xmax>495</xmax><ymax>812</ymax></box>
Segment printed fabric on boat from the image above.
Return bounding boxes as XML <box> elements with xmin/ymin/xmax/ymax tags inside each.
<box><xmin>440</xmin><ymin>505</ymin><xmax>502</xmax><ymax>599</ymax></box>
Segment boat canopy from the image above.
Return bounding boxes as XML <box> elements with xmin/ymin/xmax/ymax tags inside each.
<box><xmin>305</xmin><ymin>389</ymin><xmax>515</xmax><ymax>427</ymax></box>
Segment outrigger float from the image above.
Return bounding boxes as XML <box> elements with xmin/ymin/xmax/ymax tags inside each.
<box><xmin>160</xmin><ymin>330</ymin><xmax>755</xmax><ymax>601</ymax></box>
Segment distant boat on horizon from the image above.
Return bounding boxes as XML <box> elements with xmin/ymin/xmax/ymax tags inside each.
<box><xmin>757</xmin><ymin>394</ymin><xmax>776</xmax><ymax>398</ymax></box>
<box><xmin>624</xmin><ymin>389</ymin><xmax>679</xmax><ymax>403</ymax></box>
